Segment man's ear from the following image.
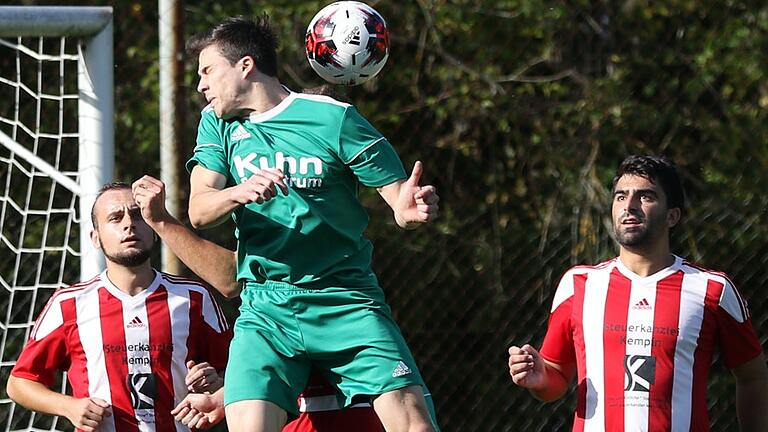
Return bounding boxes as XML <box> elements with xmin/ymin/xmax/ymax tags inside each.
<box><xmin>667</xmin><ymin>208</ymin><xmax>681</xmax><ymax>229</ymax></box>
<box><xmin>90</xmin><ymin>229</ymin><xmax>101</xmax><ymax>250</ymax></box>
<box><xmin>240</xmin><ymin>55</ymin><xmax>255</xmax><ymax>77</ymax></box>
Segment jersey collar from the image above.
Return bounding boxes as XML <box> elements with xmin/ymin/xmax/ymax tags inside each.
<box><xmin>614</xmin><ymin>254</ymin><xmax>683</xmax><ymax>284</ymax></box>
<box><xmin>248</xmin><ymin>89</ymin><xmax>296</xmax><ymax>123</ymax></box>
<box><xmin>98</xmin><ymin>269</ymin><xmax>162</xmax><ymax>302</ymax></box>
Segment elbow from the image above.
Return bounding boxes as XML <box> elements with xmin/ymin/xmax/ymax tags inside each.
<box><xmin>530</xmin><ymin>389</ymin><xmax>567</xmax><ymax>403</ymax></box>
<box><xmin>188</xmin><ymin>209</ymin><xmax>205</xmax><ymax>229</ymax></box>
<box><xmin>222</xmin><ymin>282</ymin><xmax>241</xmax><ymax>299</ymax></box>
<box><xmin>188</xmin><ymin>212</ymin><xmax>213</xmax><ymax>230</ymax></box>
<box><xmin>210</xmin><ymin>278</ymin><xmax>240</xmax><ymax>299</ymax></box>
<box><xmin>6</xmin><ymin>376</ymin><xmax>20</xmax><ymax>403</ymax></box>
<box><xmin>188</xmin><ymin>207</ymin><xmax>223</xmax><ymax>230</ymax></box>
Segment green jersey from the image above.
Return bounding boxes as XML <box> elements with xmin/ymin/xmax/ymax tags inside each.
<box><xmin>187</xmin><ymin>92</ymin><xmax>406</xmax><ymax>288</ymax></box>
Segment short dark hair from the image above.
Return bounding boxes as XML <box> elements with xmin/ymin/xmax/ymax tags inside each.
<box><xmin>186</xmin><ymin>15</ymin><xmax>279</xmax><ymax>77</ymax></box>
<box><xmin>612</xmin><ymin>155</ymin><xmax>686</xmax><ymax>219</ymax></box>
<box><xmin>302</xmin><ymin>84</ymin><xmax>349</xmax><ymax>103</ymax></box>
<box><xmin>91</xmin><ymin>182</ymin><xmax>131</xmax><ymax>229</ymax></box>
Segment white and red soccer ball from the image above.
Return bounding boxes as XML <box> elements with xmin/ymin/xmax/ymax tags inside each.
<box><xmin>305</xmin><ymin>1</ymin><xmax>390</xmax><ymax>86</ymax></box>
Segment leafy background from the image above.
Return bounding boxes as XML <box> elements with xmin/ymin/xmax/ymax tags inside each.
<box><xmin>4</xmin><ymin>1</ymin><xmax>768</xmax><ymax>431</ymax></box>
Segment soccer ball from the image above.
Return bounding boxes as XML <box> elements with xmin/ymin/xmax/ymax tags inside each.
<box><xmin>305</xmin><ymin>1</ymin><xmax>389</xmax><ymax>86</ymax></box>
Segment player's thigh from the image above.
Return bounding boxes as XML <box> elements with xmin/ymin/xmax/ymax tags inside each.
<box><xmin>301</xmin><ymin>287</ymin><xmax>426</xmax><ymax>402</ymax></box>
<box><xmin>225</xmin><ymin>399</ymin><xmax>287</xmax><ymax>432</ymax></box>
<box><xmin>373</xmin><ymin>385</ymin><xmax>434</xmax><ymax>432</ymax></box>
<box><xmin>227</xmin><ymin>287</ymin><xmax>311</xmax><ymax>413</ymax></box>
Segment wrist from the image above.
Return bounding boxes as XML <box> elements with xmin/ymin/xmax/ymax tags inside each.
<box><xmin>394</xmin><ymin>214</ymin><xmax>419</xmax><ymax>230</ymax></box>
<box><xmin>60</xmin><ymin>395</ymin><xmax>80</xmax><ymax>419</ymax></box>
<box><xmin>146</xmin><ymin>213</ymin><xmax>174</xmax><ymax>233</ymax></box>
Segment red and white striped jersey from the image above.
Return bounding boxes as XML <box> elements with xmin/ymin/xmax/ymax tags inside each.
<box><xmin>12</xmin><ymin>270</ymin><xmax>232</xmax><ymax>432</ymax></box>
<box><xmin>282</xmin><ymin>373</ymin><xmax>380</xmax><ymax>432</ymax></box>
<box><xmin>540</xmin><ymin>255</ymin><xmax>762</xmax><ymax>432</ymax></box>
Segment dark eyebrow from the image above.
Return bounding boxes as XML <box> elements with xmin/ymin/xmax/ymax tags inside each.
<box><xmin>105</xmin><ymin>207</ymin><xmax>124</xmax><ymax>217</ymax></box>
<box><xmin>613</xmin><ymin>188</ymin><xmax>658</xmax><ymax>197</ymax></box>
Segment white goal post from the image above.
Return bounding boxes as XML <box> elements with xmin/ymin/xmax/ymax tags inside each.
<box><xmin>0</xmin><ymin>6</ymin><xmax>113</xmax><ymax>432</ymax></box>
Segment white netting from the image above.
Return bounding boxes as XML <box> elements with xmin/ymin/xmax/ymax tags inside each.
<box><xmin>0</xmin><ymin>36</ymin><xmax>82</xmax><ymax>432</ymax></box>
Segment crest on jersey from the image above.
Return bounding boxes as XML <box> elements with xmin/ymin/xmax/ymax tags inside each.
<box><xmin>624</xmin><ymin>354</ymin><xmax>656</xmax><ymax>392</ymax></box>
<box><xmin>128</xmin><ymin>372</ymin><xmax>158</xmax><ymax>409</ymax></box>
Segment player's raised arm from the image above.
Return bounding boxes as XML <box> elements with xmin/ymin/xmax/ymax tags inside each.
<box><xmin>377</xmin><ymin>161</ymin><xmax>439</xmax><ymax>229</ymax></box>
<box><xmin>189</xmin><ymin>165</ymin><xmax>288</xmax><ymax>229</ymax></box>
<box><xmin>132</xmin><ymin>175</ymin><xmax>240</xmax><ymax>298</ymax></box>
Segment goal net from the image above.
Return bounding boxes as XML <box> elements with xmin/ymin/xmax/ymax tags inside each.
<box><xmin>0</xmin><ymin>7</ymin><xmax>113</xmax><ymax>431</ymax></box>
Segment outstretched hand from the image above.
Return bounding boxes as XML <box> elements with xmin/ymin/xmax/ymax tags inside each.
<box><xmin>394</xmin><ymin>161</ymin><xmax>439</xmax><ymax>229</ymax></box>
<box><xmin>171</xmin><ymin>392</ymin><xmax>225</xmax><ymax>429</ymax></box>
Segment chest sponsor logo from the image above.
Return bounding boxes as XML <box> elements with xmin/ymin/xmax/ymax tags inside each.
<box><xmin>128</xmin><ymin>372</ymin><xmax>157</xmax><ymax>410</ymax></box>
<box><xmin>624</xmin><ymin>354</ymin><xmax>656</xmax><ymax>392</ymax></box>
<box><xmin>233</xmin><ymin>151</ymin><xmax>324</xmax><ymax>188</ymax></box>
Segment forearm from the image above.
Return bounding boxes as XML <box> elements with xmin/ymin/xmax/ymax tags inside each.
<box><xmin>737</xmin><ymin>377</ymin><xmax>768</xmax><ymax>432</ymax></box>
<box><xmin>377</xmin><ymin>181</ymin><xmax>414</xmax><ymax>229</ymax></box>
<box><xmin>150</xmin><ymin>217</ymin><xmax>239</xmax><ymax>298</ymax></box>
<box><xmin>528</xmin><ymin>365</ymin><xmax>571</xmax><ymax>402</ymax></box>
<box><xmin>189</xmin><ymin>189</ymin><xmax>239</xmax><ymax>229</ymax></box>
<box><xmin>7</xmin><ymin>376</ymin><xmax>74</xmax><ymax>418</ymax></box>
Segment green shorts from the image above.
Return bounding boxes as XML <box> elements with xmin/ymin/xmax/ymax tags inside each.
<box><xmin>224</xmin><ymin>281</ymin><xmax>426</xmax><ymax>415</ymax></box>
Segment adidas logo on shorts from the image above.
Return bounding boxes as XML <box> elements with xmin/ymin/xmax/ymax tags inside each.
<box><xmin>392</xmin><ymin>361</ymin><xmax>412</xmax><ymax>378</ymax></box>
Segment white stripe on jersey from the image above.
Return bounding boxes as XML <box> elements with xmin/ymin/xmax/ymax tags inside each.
<box><xmin>295</xmin><ymin>92</ymin><xmax>351</xmax><ymax>108</ymax></box>
<box><xmin>77</xmin><ymin>283</ymin><xmax>116</xmax><ymax>432</ymax></box>
<box><xmin>719</xmin><ymin>279</ymin><xmax>748</xmax><ymax>322</ymax></box>
<box><xmin>32</xmin><ymin>281</ymin><xmax>96</xmax><ymax>340</ymax></box>
<box><xmin>624</xmin><ymin>277</ymin><xmax>658</xmax><ymax>431</ymax></box>
<box><xmin>297</xmin><ymin>395</ymin><xmax>372</xmax><ymax>412</ymax></box>
<box><xmin>551</xmin><ymin>269</ymin><xmax>576</xmax><ymax>313</ymax></box>
<box><xmin>33</xmin><ymin>293</ymin><xmax>65</xmax><ymax>340</ymax></box>
<box><xmin>194</xmin><ymin>143</ymin><xmax>223</xmax><ymax>151</ymax></box>
<box><xmin>166</xmin><ymin>287</ymin><xmax>191</xmax><ymax>421</ymax></box>
<box><xmin>344</xmin><ymin>137</ymin><xmax>387</xmax><ymax>165</ymax></box>
<box><xmin>582</xmin><ymin>269</ymin><xmax>610</xmax><ymax>431</ymax></box>
<box><xmin>122</xmin><ymin>293</ymin><xmax>155</xmax><ymax>432</ymax></box>
<box><xmin>670</xmin><ymin>269</ymin><xmax>707</xmax><ymax>431</ymax></box>
<box><xmin>199</xmin><ymin>287</ymin><xmax>226</xmax><ymax>333</ymax></box>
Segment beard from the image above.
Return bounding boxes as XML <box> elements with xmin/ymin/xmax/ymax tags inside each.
<box><xmin>615</xmin><ymin>225</ymin><xmax>650</xmax><ymax>247</ymax></box>
<box><xmin>614</xmin><ymin>212</ymin><xmax>665</xmax><ymax>248</ymax></box>
<box><xmin>100</xmin><ymin>239</ymin><xmax>152</xmax><ymax>267</ymax></box>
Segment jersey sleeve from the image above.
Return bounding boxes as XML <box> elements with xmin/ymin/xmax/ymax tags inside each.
<box><xmin>539</xmin><ymin>271</ymin><xmax>577</xmax><ymax>366</ymax></box>
<box><xmin>337</xmin><ymin>106</ymin><xmax>406</xmax><ymax>187</ymax></box>
<box><xmin>716</xmin><ymin>279</ymin><xmax>763</xmax><ymax>368</ymax></box>
<box><xmin>186</xmin><ymin>108</ymin><xmax>230</xmax><ymax>177</ymax></box>
<box><xmin>11</xmin><ymin>300</ymin><xmax>69</xmax><ymax>387</ymax></box>
<box><xmin>198</xmin><ymin>289</ymin><xmax>232</xmax><ymax>371</ymax></box>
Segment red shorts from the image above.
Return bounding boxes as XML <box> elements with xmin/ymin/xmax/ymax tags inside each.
<box><xmin>282</xmin><ymin>408</ymin><xmax>381</xmax><ymax>432</ymax></box>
